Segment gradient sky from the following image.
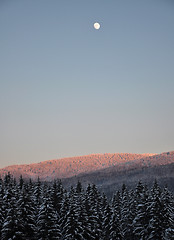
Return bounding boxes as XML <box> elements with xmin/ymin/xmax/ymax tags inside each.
<box><xmin>0</xmin><ymin>0</ymin><xmax>174</xmax><ymax>168</ymax></box>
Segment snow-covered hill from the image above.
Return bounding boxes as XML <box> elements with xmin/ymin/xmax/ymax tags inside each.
<box><xmin>0</xmin><ymin>151</ymin><xmax>173</xmax><ymax>181</ymax></box>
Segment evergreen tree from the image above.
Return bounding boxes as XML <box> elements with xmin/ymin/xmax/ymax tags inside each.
<box><xmin>78</xmin><ymin>202</ymin><xmax>94</xmax><ymax>240</ymax></box>
<box><xmin>88</xmin><ymin>184</ymin><xmax>103</xmax><ymax>240</ymax></box>
<box><xmin>147</xmin><ymin>196</ymin><xmax>164</xmax><ymax>240</ymax></box>
<box><xmin>60</xmin><ymin>194</ymin><xmax>70</xmax><ymax>234</ymax></box>
<box><xmin>34</xmin><ymin>177</ymin><xmax>42</xmax><ymax>204</ymax></box>
<box><xmin>16</xmin><ymin>185</ymin><xmax>36</xmax><ymax>239</ymax></box>
<box><xmin>151</xmin><ymin>179</ymin><xmax>162</xmax><ymax>198</ymax></box>
<box><xmin>163</xmin><ymin>227</ymin><xmax>174</xmax><ymax>240</ymax></box>
<box><xmin>33</xmin><ymin>177</ymin><xmax>43</xmax><ymax>218</ymax></box>
<box><xmin>37</xmin><ymin>198</ymin><xmax>61</xmax><ymax>240</ymax></box>
<box><xmin>133</xmin><ymin>182</ymin><xmax>150</xmax><ymax>240</ymax></box>
<box><xmin>63</xmin><ymin>204</ymin><xmax>83</xmax><ymax>240</ymax></box>
<box><xmin>1</xmin><ymin>196</ymin><xmax>19</xmax><ymax>240</ymax></box>
<box><xmin>103</xmin><ymin>204</ymin><xmax>112</xmax><ymax>240</ymax></box>
<box><xmin>120</xmin><ymin>187</ymin><xmax>134</xmax><ymax>240</ymax></box>
<box><xmin>112</xmin><ymin>190</ymin><xmax>121</xmax><ymax>220</ymax></box>
<box><xmin>4</xmin><ymin>172</ymin><xmax>13</xmax><ymax>186</ymax></box>
<box><xmin>50</xmin><ymin>179</ymin><xmax>64</xmax><ymax>215</ymax></box>
<box><xmin>161</xmin><ymin>186</ymin><xmax>174</xmax><ymax>238</ymax></box>
<box><xmin>0</xmin><ymin>178</ymin><xmax>4</xmax><ymax>238</ymax></box>
<box><xmin>76</xmin><ymin>180</ymin><xmax>83</xmax><ymax>194</ymax></box>
<box><xmin>2</xmin><ymin>185</ymin><xmax>14</xmax><ymax>219</ymax></box>
<box><xmin>19</xmin><ymin>175</ymin><xmax>24</xmax><ymax>190</ymax></box>
<box><xmin>109</xmin><ymin>213</ymin><xmax>122</xmax><ymax>240</ymax></box>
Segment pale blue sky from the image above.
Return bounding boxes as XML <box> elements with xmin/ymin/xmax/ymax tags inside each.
<box><xmin>0</xmin><ymin>0</ymin><xmax>174</xmax><ymax>168</ymax></box>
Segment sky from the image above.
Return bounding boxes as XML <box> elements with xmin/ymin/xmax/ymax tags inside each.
<box><xmin>0</xmin><ymin>0</ymin><xmax>174</xmax><ymax>168</ymax></box>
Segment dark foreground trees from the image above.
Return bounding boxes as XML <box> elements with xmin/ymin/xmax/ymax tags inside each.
<box><xmin>0</xmin><ymin>173</ymin><xmax>173</xmax><ymax>240</ymax></box>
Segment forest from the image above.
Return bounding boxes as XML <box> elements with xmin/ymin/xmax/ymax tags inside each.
<box><xmin>0</xmin><ymin>173</ymin><xmax>173</xmax><ymax>240</ymax></box>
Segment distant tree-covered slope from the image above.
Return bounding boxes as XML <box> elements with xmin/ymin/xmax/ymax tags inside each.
<box><xmin>62</xmin><ymin>162</ymin><xmax>174</xmax><ymax>197</ymax></box>
<box><xmin>0</xmin><ymin>151</ymin><xmax>173</xmax><ymax>181</ymax></box>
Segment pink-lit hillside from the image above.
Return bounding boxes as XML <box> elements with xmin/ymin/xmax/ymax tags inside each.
<box><xmin>0</xmin><ymin>151</ymin><xmax>173</xmax><ymax>181</ymax></box>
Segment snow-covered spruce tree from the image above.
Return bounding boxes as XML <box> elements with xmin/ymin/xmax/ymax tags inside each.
<box><xmin>27</xmin><ymin>178</ymin><xmax>35</xmax><ymax>203</ymax></box>
<box><xmin>109</xmin><ymin>212</ymin><xmax>122</xmax><ymax>240</ymax></box>
<box><xmin>0</xmin><ymin>177</ymin><xmax>4</xmax><ymax>238</ymax></box>
<box><xmin>2</xmin><ymin>182</ymin><xmax>15</xmax><ymax>219</ymax></box>
<box><xmin>110</xmin><ymin>190</ymin><xmax>122</xmax><ymax>240</ymax></box>
<box><xmin>96</xmin><ymin>193</ymin><xmax>104</xmax><ymax>239</ymax></box>
<box><xmin>78</xmin><ymin>201</ymin><xmax>94</xmax><ymax>240</ymax></box>
<box><xmin>74</xmin><ymin>181</ymin><xmax>94</xmax><ymax>239</ymax></box>
<box><xmin>62</xmin><ymin>203</ymin><xmax>83</xmax><ymax>240</ymax></box>
<box><xmin>134</xmin><ymin>181</ymin><xmax>145</xmax><ymax>206</ymax></box>
<box><xmin>83</xmin><ymin>192</ymin><xmax>96</xmax><ymax>239</ymax></box>
<box><xmin>18</xmin><ymin>175</ymin><xmax>24</xmax><ymax>190</ymax></box>
<box><xmin>161</xmin><ymin>186</ymin><xmax>174</xmax><ymax>238</ymax></box>
<box><xmin>163</xmin><ymin>227</ymin><xmax>174</xmax><ymax>240</ymax></box>
<box><xmin>50</xmin><ymin>179</ymin><xmax>65</xmax><ymax>216</ymax></box>
<box><xmin>111</xmin><ymin>190</ymin><xmax>121</xmax><ymax>221</ymax></box>
<box><xmin>0</xmin><ymin>202</ymin><xmax>3</xmax><ymax>238</ymax></box>
<box><xmin>62</xmin><ymin>183</ymin><xmax>92</xmax><ymax>240</ymax></box>
<box><xmin>128</xmin><ymin>189</ymin><xmax>137</xmax><ymax>235</ymax></box>
<box><xmin>120</xmin><ymin>185</ymin><xmax>134</xmax><ymax>240</ymax></box>
<box><xmin>33</xmin><ymin>176</ymin><xmax>43</xmax><ymax>220</ymax></box>
<box><xmin>33</xmin><ymin>177</ymin><xmax>42</xmax><ymax>205</ymax></box>
<box><xmin>147</xmin><ymin>195</ymin><xmax>164</xmax><ymax>239</ymax></box>
<box><xmin>88</xmin><ymin>184</ymin><xmax>104</xmax><ymax>239</ymax></box>
<box><xmin>151</xmin><ymin>179</ymin><xmax>162</xmax><ymax>199</ymax></box>
<box><xmin>76</xmin><ymin>180</ymin><xmax>83</xmax><ymax>194</ymax></box>
<box><xmin>133</xmin><ymin>182</ymin><xmax>150</xmax><ymax>240</ymax></box>
<box><xmin>121</xmin><ymin>183</ymin><xmax>127</xmax><ymax>197</ymax></box>
<box><xmin>50</xmin><ymin>180</ymin><xmax>59</xmax><ymax>212</ymax></box>
<box><xmin>147</xmin><ymin>180</ymin><xmax>173</xmax><ymax>240</ymax></box>
<box><xmin>15</xmin><ymin>184</ymin><xmax>36</xmax><ymax>239</ymax></box>
<box><xmin>102</xmin><ymin>203</ymin><xmax>112</xmax><ymax>240</ymax></box>
<box><xmin>101</xmin><ymin>193</ymin><xmax>108</xmax><ymax>212</ymax></box>
<box><xmin>37</xmin><ymin>196</ymin><xmax>61</xmax><ymax>240</ymax></box>
<box><xmin>60</xmin><ymin>193</ymin><xmax>70</xmax><ymax>234</ymax></box>
<box><xmin>56</xmin><ymin>180</ymin><xmax>65</xmax><ymax>215</ymax></box>
<box><xmin>1</xmin><ymin>196</ymin><xmax>20</xmax><ymax>240</ymax></box>
<box><xmin>3</xmin><ymin>172</ymin><xmax>13</xmax><ymax>186</ymax></box>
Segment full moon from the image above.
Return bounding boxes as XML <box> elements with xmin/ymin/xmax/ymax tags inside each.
<box><xmin>94</xmin><ymin>22</ymin><xmax>100</xmax><ymax>30</ymax></box>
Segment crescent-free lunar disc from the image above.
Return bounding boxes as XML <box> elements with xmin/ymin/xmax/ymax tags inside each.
<box><xmin>94</xmin><ymin>22</ymin><xmax>100</xmax><ymax>30</ymax></box>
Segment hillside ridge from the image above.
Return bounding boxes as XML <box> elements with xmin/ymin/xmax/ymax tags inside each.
<box><xmin>0</xmin><ymin>151</ymin><xmax>173</xmax><ymax>181</ymax></box>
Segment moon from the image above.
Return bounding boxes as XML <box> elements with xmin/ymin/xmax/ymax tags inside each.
<box><xmin>94</xmin><ymin>22</ymin><xmax>100</xmax><ymax>30</ymax></box>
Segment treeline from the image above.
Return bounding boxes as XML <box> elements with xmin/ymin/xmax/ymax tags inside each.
<box><xmin>0</xmin><ymin>173</ymin><xmax>174</xmax><ymax>240</ymax></box>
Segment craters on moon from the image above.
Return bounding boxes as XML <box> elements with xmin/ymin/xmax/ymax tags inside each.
<box><xmin>94</xmin><ymin>22</ymin><xmax>100</xmax><ymax>30</ymax></box>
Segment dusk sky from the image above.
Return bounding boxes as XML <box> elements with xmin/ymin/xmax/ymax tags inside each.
<box><xmin>1</xmin><ymin>0</ymin><xmax>174</xmax><ymax>168</ymax></box>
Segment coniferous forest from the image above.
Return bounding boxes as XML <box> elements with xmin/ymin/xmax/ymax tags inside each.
<box><xmin>0</xmin><ymin>173</ymin><xmax>174</xmax><ymax>240</ymax></box>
